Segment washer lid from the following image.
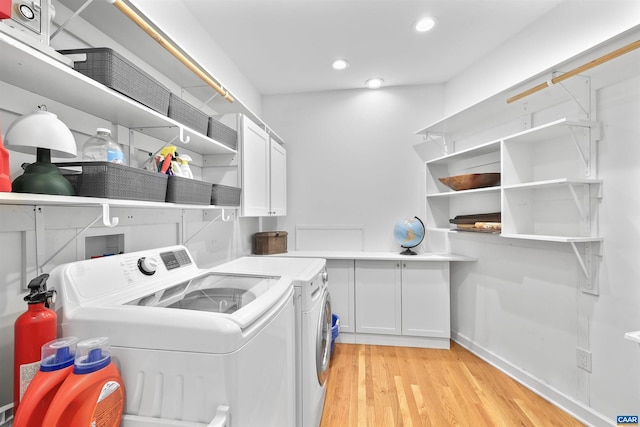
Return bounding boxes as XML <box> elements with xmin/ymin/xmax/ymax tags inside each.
<box><xmin>126</xmin><ymin>273</ymin><xmax>279</xmax><ymax>316</ymax></box>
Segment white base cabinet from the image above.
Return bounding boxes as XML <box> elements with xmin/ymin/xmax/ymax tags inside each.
<box><xmin>355</xmin><ymin>260</ymin><xmax>402</xmax><ymax>335</ymax></box>
<box><xmin>353</xmin><ymin>260</ymin><xmax>450</xmax><ymax>347</ymax></box>
<box><xmin>401</xmin><ymin>261</ymin><xmax>450</xmax><ymax>338</ymax></box>
<box><xmin>326</xmin><ymin>259</ymin><xmax>355</xmax><ymax>333</ymax></box>
<box><xmin>272</xmin><ymin>251</ymin><xmax>469</xmax><ymax>349</ymax></box>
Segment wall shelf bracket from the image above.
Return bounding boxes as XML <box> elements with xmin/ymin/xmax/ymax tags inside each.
<box><xmin>36</xmin><ymin>204</ymin><xmax>117</xmax><ymax>275</ymax></box>
<box><xmin>183</xmin><ymin>208</ymin><xmax>236</xmax><ymax>245</ymax></box>
<box><xmin>554</xmin><ymin>75</ymin><xmax>591</xmax><ymax>119</ymax></box>
<box><xmin>423</xmin><ymin>131</ymin><xmax>453</xmax><ymax>155</ymax></box>
<box><xmin>568</xmin><ymin>183</ymin><xmax>590</xmax><ymax>233</ymax></box>
<box><xmin>571</xmin><ymin>241</ymin><xmax>601</xmax><ymax>295</ymax></box>
<box><xmin>133</xmin><ymin>125</ymin><xmax>191</xmax><ymax>145</ymax></box>
<box><xmin>567</xmin><ymin>125</ymin><xmax>591</xmax><ymax>176</ymax></box>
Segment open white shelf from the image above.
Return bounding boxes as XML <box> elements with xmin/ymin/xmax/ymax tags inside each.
<box><xmin>426</xmin><ymin>139</ymin><xmax>501</xmax><ymax>165</ymax></box>
<box><xmin>500</xmin><ymin>234</ymin><xmax>602</xmax><ymax>243</ymax></box>
<box><xmin>0</xmin><ymin>32</ymin><xmax>236</xmax><ymax>155</ymax></box>
<box><xmin>502</xmin><ymin>178</ymin><xmax>602</xmax><ymax>191</ymax></box>
<box><xmin>427</xmin><ymin>186</ymin><xmax>501</xmax><ymax>198</ymax></box>
<box><xmin>625</xmin><ymin>331</ymin><xmax>640</xmax><ymax>344</ymax></box>
<box><xmin>0</xmin><ymin>192</ymin><xmax>238</xmax><ymax>210</ymax></box>
<box><xmin>502</xmin><ymin>118</ymin><xmax>598</xmax><ymax>144</ymax></box>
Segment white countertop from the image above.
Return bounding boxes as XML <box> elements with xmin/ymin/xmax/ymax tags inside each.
<box><xmin>263</xmin><ymin>251</ymin><xmax>476</xmax><ymax>262</ymax></box>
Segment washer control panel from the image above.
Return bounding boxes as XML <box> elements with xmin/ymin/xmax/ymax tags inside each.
<box><xmin>159</xmin><ymin>249</ymin><xmax>192</xmax><ymax>270</ymax></box>
<box><xmin>51</xmin><ymin>246</ymin><xmax>200</xmax><ymax>304</ymax></box>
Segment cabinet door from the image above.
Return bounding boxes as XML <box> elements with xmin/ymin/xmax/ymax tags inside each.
<box><xmin>269</xmin><ymin>139</ymin><xmax>287</xmax><ymax>216</ymax></box>
<box><xmin>326</xmin><ymin>259</ymin><xmax>355</xmax><ymax>333</ymax></box>
<box><xmin>355</xmin><ymin>260</ymin><xmax>401</xmax><ymax>335</ymax></box>
<box><xmin>401</xmin><ymin>261</ymin><xmax>450</xmax><ymax>338</ymax></box>
<box><xmin>240</xmin><ymin>117</ymin><xmax>270</xmax><ymax>217</ymax></box>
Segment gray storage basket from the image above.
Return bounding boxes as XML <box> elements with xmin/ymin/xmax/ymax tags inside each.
<box><xmin>169</xmin><ymin>93</ymin><xmax>209</xmax><ymax>134</ymax></box>
<box><xmin>166</xmin><ymin>176</ymin><xmax>213</xmax><ymax>205</ymax></box>
<box><xmin>207</xmin><ymin>117</ymin><xmax>238</xmax><ymax>150</ymax></box>
<box><xmin>211</xmin><ymin>184</ymin><xmax>241</xmax><ymax>206</ymax></box>
<box><xmin>58</xmin><ymin>48</ymin><xmax>171</xmax><ymax>115</ymax></box>
<box><xmin>58</xmin><ymin>162</ymin><xmax>168</xmax><ymax>202</ymax></box>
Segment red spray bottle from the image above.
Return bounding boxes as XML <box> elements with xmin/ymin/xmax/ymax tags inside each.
<box><xmin>13</xmin><ymin>274</ymin><xmax>57</xmax><ymax>413</ymax></box>
<box><xmin>0</xmin><ymin>120</ymin><xmax>11</xmax><ymax>192</ymax></box>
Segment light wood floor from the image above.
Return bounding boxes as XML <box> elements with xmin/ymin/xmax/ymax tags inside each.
<box><xmin>320</xmin><ymin>342</ymin><xmax>584</xmax><ymax>427</ymax></box>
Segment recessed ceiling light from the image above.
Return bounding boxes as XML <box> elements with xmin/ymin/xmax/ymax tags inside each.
<box><xmin>332</xmin><ymin>59</ymin><xmax>350</xmax><ymax>70</ymax></box>
<box><xmin>366</xmin><ymin>78</ymin><xmax>384</xmax><ymax>89</ymax></box>
<box><xmin>414</xmin><ymin>17</ymin><xmax>436</xmax><ymax>33</ymax></box>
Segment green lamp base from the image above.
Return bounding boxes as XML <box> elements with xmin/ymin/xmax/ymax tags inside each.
<box><xmin>12</xmin><ymin>161</ymin><xmax>74</xmax><ymax>196</ymax></box>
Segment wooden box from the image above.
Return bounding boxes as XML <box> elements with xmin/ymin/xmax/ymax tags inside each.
<box><xmin>253</xmin><ymin>231</ymin><xmax>288</xmax><ymax>255</ymax></box>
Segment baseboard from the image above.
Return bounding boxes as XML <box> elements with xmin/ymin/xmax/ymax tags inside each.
<box><xmin>452</xmin><ymin>331</ymin><xmax>614</xmax><ymax>427</ymax></box>
<box><xmin>336</xmin><ymin>332</ymin><xmax>449</xmax><ymax>349</ymax></box>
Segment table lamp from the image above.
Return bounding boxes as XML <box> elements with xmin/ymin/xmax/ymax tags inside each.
<box><xmin>4</xmin><ymin>108</ymin><xmax>78</xmax><ymax>195</ymax></box>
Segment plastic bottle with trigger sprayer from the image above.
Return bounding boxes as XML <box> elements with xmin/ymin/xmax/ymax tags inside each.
<box><xmin>0</xmin><ymin>120</ymin><xmax>11</xmax><ymax>191</ymax></box>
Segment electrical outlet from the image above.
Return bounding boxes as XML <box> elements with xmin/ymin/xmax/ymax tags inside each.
<box><xmin>576</xmin><ymin>347</ymin><xmax>592</xmax><ymax>372</ymax></box>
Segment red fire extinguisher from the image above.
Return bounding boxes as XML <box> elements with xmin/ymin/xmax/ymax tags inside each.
<box><xmin>14</xmin><ymin>274</ymin><xmax>57</xmax><ymax>413</ymax></box>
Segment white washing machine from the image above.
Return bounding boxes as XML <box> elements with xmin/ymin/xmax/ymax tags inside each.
<box><xmin>49</xmin><ymin>246</ymin><xmax>296</xmax><ymax>427</ymax></box>
<box><xmin>211</xmin><ymin>256</ymin><xmax>332</xmax><ymax>427</ymax></box>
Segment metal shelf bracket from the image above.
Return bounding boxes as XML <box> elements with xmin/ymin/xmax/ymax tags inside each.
<box><xmin>568</xmin><ymin>183</ymin><xmax>590</xmax><ymax>233</ymax></box>
<box><xmin>567</xmin><ymin>125</ymin><xmax>592</xmax><ymax>176</ymax></box>
<box><xmin>571</xmin><ymin>241</ymin><xmax>601</xmax><ymax>295</ymax></box>
<box><xmin>554</xmin><ymin>76</ymin><xmax>591</xmax><ymax>118</ymax></box>
<box><xmin>423</xmin><ymin>131</ymin><xmax>453</xmax><ymax>155</ymax></box>
<box><xmin>183</xmin><ymin>208</ymin><xmax>237</xmax><ymax>245</ymax></box>
<box><xmin>36</xmin><ymin>204</ymin><xmax>118</xmax><ymax>274</ymax></box>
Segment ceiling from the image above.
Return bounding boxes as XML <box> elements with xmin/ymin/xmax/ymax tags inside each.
<box><xmin>178</xmin><ymin>0</ymin><xmax>564</xmax><ymax>95</ymax></box>
<box><xmin>56</xmin><ymin>0</ymin><xmax>565</xmax><ymax>97</ymax></box>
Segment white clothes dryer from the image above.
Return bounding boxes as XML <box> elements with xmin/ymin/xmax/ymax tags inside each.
<box><xmin>49</xmin><ymin>246</ymin><xmax>296</xmax><ymax>427</ymax></box>
<box><xmin>211</xmin><ymin>256</ymin><xmax>332</xmax><ymax>427</ymax></box>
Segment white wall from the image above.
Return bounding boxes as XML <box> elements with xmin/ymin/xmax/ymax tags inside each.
<box><xmin>444</xmin><ymin>0</ymin><xmax>640</xmax><ymax>117</ymax></box>
<box><xmin>263</xmin><ymin>84</ymin><xmax>444</xmax><ymax>252</ymax></box>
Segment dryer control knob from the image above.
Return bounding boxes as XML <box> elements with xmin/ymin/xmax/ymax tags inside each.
<box><xmin>138</xmin><ymin>257</ymin><xmax>158</xmax><ymax>275</ymax></box>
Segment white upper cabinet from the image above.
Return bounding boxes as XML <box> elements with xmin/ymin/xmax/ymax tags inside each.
<box><xmin>240</xmin><ymin>116</ymin><xmax>287</xmax><ymax>217</ymax></box>
<box><xmin>269</xmin><ymin>139</ymin><xmax>287</xmax><ymax>216</ymax></box>
<box><xmin>240</xmin><ymin>117</ymin><xmax>270</xmax><ymax>216</ymax></box>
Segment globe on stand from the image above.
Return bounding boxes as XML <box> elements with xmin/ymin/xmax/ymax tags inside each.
<box><xmin>393</xmin><ymin>216</ymin><xmax>425</xmax><ymax>255</ymax></box>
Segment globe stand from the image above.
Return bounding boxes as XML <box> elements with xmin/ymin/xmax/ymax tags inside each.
<box><xmin>394</xmin><ymin>216</ymin><xmax>425</xmax><ymax>256</ymax></box>
<box><xmin>400</xmin><ymin>247</ymin><xmax>418</xmax><ymax>256</ymax></box>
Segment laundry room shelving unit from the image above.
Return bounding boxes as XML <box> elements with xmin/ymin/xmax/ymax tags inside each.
<box><xmin>0</xmin><ymin>33</ymin><xmax>282</xmax><ymax>280</ymax></box>
<box><xmin>423</xmin><ymin>114</ymin><xmax>603</xmax><ymax>294</ymax></box>
<box><xmin>0</xmin><ymin>31</ymin><xmax>237</xmax><ymax>155</ymax></box>
<box><xmin>417</xmin><ymin>40</ymin><xmax>617</xmax><ymax>296</ymax></box>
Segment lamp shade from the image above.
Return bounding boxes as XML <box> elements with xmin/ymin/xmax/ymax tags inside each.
<box><xmin>4</xmin><ymin>110</ymin><xmax>77</xmax><ymax>158</ymax></box>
